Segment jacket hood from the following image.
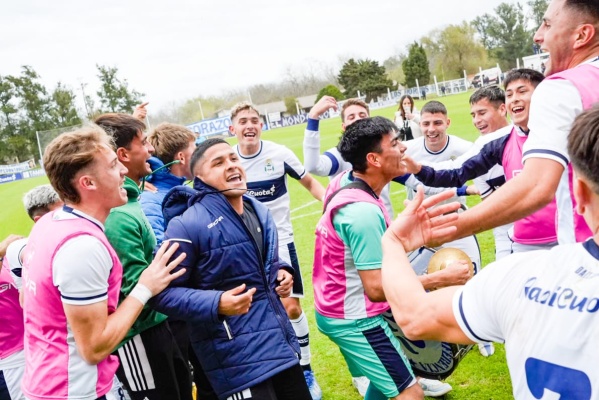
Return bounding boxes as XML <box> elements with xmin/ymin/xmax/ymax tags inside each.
<box><xmin>162</xmin><ymin>177</ymin><xmax>221</xmax><ymax>228</ymax></box>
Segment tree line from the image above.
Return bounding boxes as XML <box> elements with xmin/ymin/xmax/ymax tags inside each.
<box><xmin>1</xmin><ymin>0</ymin><xmax>547</xmax><ymax>162</ymax></box>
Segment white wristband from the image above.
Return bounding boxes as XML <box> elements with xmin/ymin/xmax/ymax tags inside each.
<box><xmin>129</xmin><ymin>283</ymin><xmax>153</xmax><ymax>305</ymax></box>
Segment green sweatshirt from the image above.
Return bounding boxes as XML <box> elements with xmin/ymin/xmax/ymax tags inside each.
<box><xmin>105</xmin><ymin>176</ymin><xmax>167</xmax><ymax>348</ymax></box>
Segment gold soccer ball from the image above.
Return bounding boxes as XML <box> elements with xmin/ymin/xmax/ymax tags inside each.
<box><xmin>428</xmin><ymin>247</ymin><xmax>474</xmax><ymax>275</ymax></box>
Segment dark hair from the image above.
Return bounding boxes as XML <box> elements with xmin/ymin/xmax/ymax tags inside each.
<box><xmin>567</xmin><ymin>105</ymin><xmax>599</xmax><ymax>193</ymax></box>
<box><xmin>469</xmin><ymin>86</ymin><xmax>505</xmax><ymax>108</ymax></box>
<box><xmin>503</xmin><ymin>68</ymin><xmax>545</xmax><ymax>90</ymax></box>
<box><xmin>421</xmin><ymin>101</ymin><xmax>447</xmax><ymax>116</ymax></box>
<box><xmin>337</xmin><ymin>116</ymin><xmax>398</xmax><ymax>173</ymax></box>
<box><xmin>398</xmin><ymin>95</ymin><xmax>415</xmax><ymax>120</ymax></box>
<box><xmin>564</xmin><ymin>0</ymin><xmax>599</xmax><ymax>24</ymax></box>
<box><xmin>190</xmin><ymin>138</ymin><xmax>228</xmax><ymax>174</ymax></box>
<box><xmin>94</xmin><ymin>113</ymin><xmax>146</xmax><ymax>150</ymax></box>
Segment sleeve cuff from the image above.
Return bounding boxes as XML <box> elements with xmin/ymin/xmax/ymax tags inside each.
<box><xmin>457</xmin><ymin>186</ymin><xmax>468</xmax><ymax>196</ymax></box>
<box><xmin>307</xmin><ymin>118</ymin><xmax>320</xmax><ymax>131</ymax></box>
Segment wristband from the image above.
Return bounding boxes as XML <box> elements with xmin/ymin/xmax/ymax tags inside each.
<box><xmin>129</xmin><ymin>283</ymin><xmax>152</xmax><ymax>305</ymax></box>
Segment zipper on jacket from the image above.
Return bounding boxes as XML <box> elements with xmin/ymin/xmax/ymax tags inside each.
<box><xmin>223</xmin><ymin>320</ymin><xmax>233</xmax><ymax>340</ymax></box>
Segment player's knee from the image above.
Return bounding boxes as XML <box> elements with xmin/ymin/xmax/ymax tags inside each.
<box><xmin>283</xmin><ymin>298</ymin><xmax>302</xmax><ymax>319</ymax></box>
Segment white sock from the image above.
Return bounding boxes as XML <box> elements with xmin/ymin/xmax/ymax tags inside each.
<box><xmin>290</xmin><ymin>311</ymin><xmax>311</xmax><ymax>368</ymax></box>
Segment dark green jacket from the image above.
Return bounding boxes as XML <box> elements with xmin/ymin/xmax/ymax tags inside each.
<box><xmin>105</xmin><ymin>176</ymin><xmax>167</xmax><ymax>348</ymax></box>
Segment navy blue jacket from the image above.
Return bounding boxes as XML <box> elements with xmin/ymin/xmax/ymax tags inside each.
<box><xmin>140</xmin><ymin>156</ymin><xmax>187</xmax><ymax>246</ymax></box>
<box><xmin>151</xmin><ymin>178</ymin><xmax>300</xmax><ymax>400</ymax></box>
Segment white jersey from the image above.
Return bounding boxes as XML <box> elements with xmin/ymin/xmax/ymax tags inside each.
<box><xmin>404</xmin><ymin>135</ymin><xmax>473</xmax><ymax>205</ymax></box>
<box><xmin>523</xmin><ymin>58</ymin><xmax>599</xmax><ymax>244</ymax></box>
<box><xmin>453</xmin><ymin>239</ymin><xmax>599</xmax><ymax>399</ymax></box>
<box><xmin>303</xmin><ymin>118</ymin><xmax>394</xmax><ymax>217</ymax></box>
<box><xmin>235</xmin><ymin>140</ymin><xmax>305</xmax><ymax>245</ymax></box>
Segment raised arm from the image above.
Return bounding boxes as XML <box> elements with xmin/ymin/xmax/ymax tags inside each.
<box><xmin>303</xmin><ymin>96</ymin><xmax>340</xmax><ymax>176</ymax></box>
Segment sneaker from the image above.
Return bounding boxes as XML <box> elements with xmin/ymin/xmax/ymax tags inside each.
<box><xmin>303</xmin><ymin>370</ymin><xmax>322</xmax><ymax>400</ymax></box>
<box><xmin>418</xmin><ymin>378</ymin><xmax>452</xmax><ymax>397</ymax></box>
<box><xmin>351</xmin><ymin>376</ymin><xmax>370</xmax><ymax>397</ymax></box>
<box><xmin>478</xmin><ymin>342</ymin><xmax>495</xmax><ymax>357</ymax></box>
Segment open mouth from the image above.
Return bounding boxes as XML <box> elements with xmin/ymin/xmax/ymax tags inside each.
<box><xmin>244</xmin><ymin>132</ymin><xmax>256</xmax><ymax>138</ymax></box>
<box><xmin>226</xmin><ymin>173</ymin><xmax>242</xmax><ymax>182</ymax></box>
<box><xmin>511</xmin><ymin>106</ymin><xmax>525</xmax><ymax>115</ymax></box>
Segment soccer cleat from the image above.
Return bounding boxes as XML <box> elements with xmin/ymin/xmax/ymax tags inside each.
<box><xmin>418</xmin><ymin>378</ymin><xmax>452</xmax><ymax>397</ymax></box>
<box><xmin>478</xmin><ymin>342</ymin><xmax>495</xmax><ymax>357</ymax></box>
<box><xmin>304</xmin><ymin>370</ymin><xmax>323</xmax><ymax>400</ymax></box>
<box><xmin>351</xmin><ymin>376</ymin><xmax>370</xmax><ymax>397</ymax></box>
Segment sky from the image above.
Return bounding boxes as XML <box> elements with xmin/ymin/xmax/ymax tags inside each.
<box><xmin>2</xmin><ymin>0</ymin><xmax>510</xmax><ymax>112</ymax></box>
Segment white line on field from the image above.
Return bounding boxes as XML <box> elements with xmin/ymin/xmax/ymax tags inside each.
<box><xmin>291</xmin><ymin>210</ymin><xmax>321</xmax><ymax>221</ymax></box>
<box><xmin>291</xmin><ymin>199</ymin><xmax>318</xmax><ymax>213</ymax></box>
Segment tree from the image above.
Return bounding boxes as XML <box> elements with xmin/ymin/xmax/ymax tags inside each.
<box><xmin>383</xmin><ymin>54</ymin><xmax>406</xmax><ymax>87</ymax></box>
<box><xmin>337</xmin><ymin>58</ymin><xmax>393</xmax><ymax>102</ymax></box>
<box><xmin>96</xmin><ymin>65</ymin><xmax>144</xmax><ymax>113</ymax></box>
<box><xmin>315</xmin><ymin>84</ymin><xmax>345</xmax><ymax>102</ymax></box>
<box><xmin>422</xmin><ymin>22</ymin><xmax>489</xmax><ymax>79</ymax></box>
<box><xmin>50</xmin><ymin>83</ymin><xmax>81</xmax><ymax>127</ymax></box>
<box><xmin>402</xmin><ymin>42</ymin><xmax>431</xmax><ymax>87</ymax></box>
<box><xmin>473</xmin><ymin>2</ymin><xmax>534</xmax><ymax>69</ymax></box>
<box><xmin>527</xmin><ymin>0</ymin><xmax>549</xmax><ymax>28</ymax></box>
<box><xmin>284</xmin><ymin>97</ymin><xmax>298</xmax><ymax>115</ymax></box>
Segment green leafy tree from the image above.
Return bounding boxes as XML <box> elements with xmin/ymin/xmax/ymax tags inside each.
<box><xmin>96</xmin><ymin>65</ymin><xmax>144</xmax><ymax>113</ymax></box>
<box><xmin>402</xmin><ymin>42</ymin><xmax>431</xmax><ymax>87</ymax></box>
<box><xmin>528</xmin><ymin>0</ymin><xmax>549</xmax><ymax>28</ymax></box>
<box><xmin>0</xmin><ymin>75</ymin><xmax>19</xmax><ymax>161</ymax></box>
<box><xmin>315</xmin><ymin>84</ymin><xmax>345</xmax><ymax>102</ymax></box>
<box><xmin>50</xmin><ymin>82</ymin><xmax>82</xmax><ymax>127</ymax></box>
<box><xmin>383</xmin><ymin>54</ymin><xmax>406</xmax><ymax>87</ymax></box>
<box><xmin>284</xmin><ymin>97</ymin><xmax>298</xmax><ymax>115</ymax></box>
<box><xmin>337</xmin><ymin>58</ymin><xmax>393</xmax><ymax>102</ymax></box>
<box><xmin>473</xmin><ymin>2</ymin><xmax>534</xmax><ymax>69</ymax></box>
<box><xmin>422</xmin><ymin>22</ymin><xmax>490</xmax><ymax>79</ymax></box>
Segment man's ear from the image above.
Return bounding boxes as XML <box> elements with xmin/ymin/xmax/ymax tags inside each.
<box><xmin>116</xmin><ymin>147</ymin><xmax>129</xmax><ymax>163</ymax></box>
<box><xmin>366</xmin><ymin>152</ymin><xmax>380</xmax><ymax>168</ymax></box>
<box><xmin>573</xmin><ymin>174</ymin><xmax>591</xmax><ymax>216</ymax></box>
<box><xmin>498</xmin><ymin>103</ymin><xmax>507</xmax><ymax>117</ymax></box>
<box><xmin>228</xmin><ymin>125</ymin><xmax>235</xmax><ymax>135</ymax></box>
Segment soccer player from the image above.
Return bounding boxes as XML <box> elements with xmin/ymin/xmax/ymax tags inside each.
<box><xmin>406</xmin><ymin>69</ymin><xmax>558</xmax><ymax>254</ymax></box>
<box><xmin>230</xmin><ymin>102</ymin><xmax>325</xmax><ymax>399</ymax></box>
<box><xmin>313</xmin><ymin>117</ymin><xmax>472</xmax><ymax>400</ymax></box>
<box><xmin>20</xmin><ymin>126</ymin><xmax>185</xmax><ymax>400</ymax></box>
<box><xmin>95</xmin><ymin>114</ymin><xmax>192</xmax><ymax>400</ymax></box>
<box><xmin>303</xmin><ymin>96</ymin><xmax>395</xmax><ymax>217</ymax></box>
<box><xmin>381</xmin><ymin>105</ymin><xmax>599</xmax><ymax>399</ymax></box>
<box><xmin>433</xmin><ymin>0</ymin><xmax>599</xmax><ymax>246</ymax></box>
<box><xmin>153</xmin><ymin>138</ymin><xmax>312</xmax><ymax>400</ymax></box>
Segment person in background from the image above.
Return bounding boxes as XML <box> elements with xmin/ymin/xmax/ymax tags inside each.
<box><xmin>394</xmin><ymin>95</ymin><xmax>422</xmax><ymax>141</ymax></box>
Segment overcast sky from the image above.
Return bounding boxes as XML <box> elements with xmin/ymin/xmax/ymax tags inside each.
<box><xmin>2</xmin><ymin>0</ymin><xmax>510</xmax><ymax>111</ymax></box>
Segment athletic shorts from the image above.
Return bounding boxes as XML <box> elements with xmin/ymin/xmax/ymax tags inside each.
<box><xmin>279</xmin><ymin>242</ymin><xmax>304</xmax><ymax>298</ymax></box>
<box><xmin>315</xmin><ymin>311</ymin><xmax>416</xmax><ymax>398</ymax></box>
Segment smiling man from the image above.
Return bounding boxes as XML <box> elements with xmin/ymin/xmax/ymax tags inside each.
<box><xmin>95</xmin><ymin>114</ymin><xmax>193</xmax><ymax>400</ymax></box>
<box><xmin>230</xmin><ymin>102</ymin><xmax>325</xmax><ymax>399</ymax></box>
<box><xmin>152</xmin><ymin>138</ymin><xmax>311</xmax><ymax>400</ymax></box>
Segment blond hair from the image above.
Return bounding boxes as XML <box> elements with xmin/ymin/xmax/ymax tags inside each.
<box><xmin>341</xmin><ymin>98</ymin><xmax>369</xmax><ymax>122</ymax></box>
<box><xmin>148</xmin><ymin>123</ymin><xmax>196</xmax><ymax>164</ymax></box>
<box><xmin>230</xmin><ymin>101</ymin><xmax>260</xmax><ymax>122</ymax></box>
<box><xmin>43</xmin><ymin>126</ymin><xmax>113</xmax><ymax>204</ymax></box>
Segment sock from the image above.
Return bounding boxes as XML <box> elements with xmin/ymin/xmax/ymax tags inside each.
<box><xmin>290</xmin><ymin>311</ymin><xmax>311</xmax><ymax>369</ymax></box>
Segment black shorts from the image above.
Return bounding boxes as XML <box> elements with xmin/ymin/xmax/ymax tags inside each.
<box><xmin>225</xmin><ymin>364</ymin><xmax>311</xmax><ymax>400</ymax></box>
<box><xmin>279</xmin><ymin>242</ymin><xmax>304</xmax><ymax>297</ymax></box>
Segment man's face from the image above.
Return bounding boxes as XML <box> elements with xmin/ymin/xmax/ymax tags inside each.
<box><xmin>505</xmin><ymin>79</ymin><xmax>536</xmax><ymax>130</ymax></box>
<box><xmin>533</xmin><ymin>0</ymin><xmax>578</xmax><ymax>75</ymax></box>
<box><xmin>229</xmin><ymin>109</ymin><xmax>263</xmax><ymax>147</ymax></box>
<box><xmin>420</xmin><ymin>112</ymin><xmax>450</xmax><ymax>150</ymax></box>
<box><xmin>89</xmin><ymin>145</ymin><xmax>128</xmax><ymax>209</ymax></box>
<box><xmin>342</xmin><ymin>105</ymin><xmax>369</xmax><ymax>131</ymax></box>
<box><xmin>470</xmin><ymin>99</ymin><xmax>507</xmax><ymax>134</ymax></box>
<box><xmin>195</xmin><ymin>143</ymin><xmax>247</xmax><ymax>197</ymax></box>
<box><xmin>375</xmin><ymin>132</ymin><xmax>408</xmax><ymax>179</ymax></box>
<box><xmin>120</xmin><ymin>130</ymin><xmax>154</xmax><ymax>181</ymax></box>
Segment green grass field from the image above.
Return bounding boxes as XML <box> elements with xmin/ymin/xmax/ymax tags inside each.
<box><xmin>0</xmin><ymin>91</ymin><xmax>513</xmax><ymax>399</ymax></box>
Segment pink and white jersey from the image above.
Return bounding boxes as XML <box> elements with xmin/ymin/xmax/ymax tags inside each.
<box><xmin>503</xmin><ymin>127</ymin><xmax>557</xmax><ymax>245</ymax></box>
<box><xmin>313</xmin><ymin>172</ymin><xmax>391</xmax><ymax>319</ymax></box>
<box><xmin>22</xmin><ymin>207</ymin><xmax>122</xmax><ymax>400</ymax></box>
<box><xmin>0</xmin><ymin>262</ymin><xmax>24</xmax><ymax>368</ymax></box>
<box><xmin>524</xmin><ymin>59</ymin><xmax>599</xmax><ymax>244</ymax></box>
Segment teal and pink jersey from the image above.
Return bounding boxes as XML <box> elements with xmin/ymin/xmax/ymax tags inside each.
<box><xmin>313</xmin><ymin>171</ymin><xmax>391</xmax><ymax>320</ymax></box>
<box><xmin>0</xmin><ymin>263</ymin><xmax>24</xmax><ymax>366</ymax></box>
<box><xmin>503</xmin><ymin>128</ymin><xmax>557</xmax><ymax>245</ymax></box>
<box><xmin>21</xmin><ymin>208</ymin><xmax>122</xmax><ymax>400</ymax></box>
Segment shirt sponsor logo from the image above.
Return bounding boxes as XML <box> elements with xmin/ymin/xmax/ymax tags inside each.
<box><xmin>523</xmin><ymin>277</ymin><xmax>599</xmax><ymax>313</ymax></box>
<box><xmin>247</xmin><ymin>185</ymin><xmax>276</xmax><ymax>197</ymax></box>
<box><xmin>264</xmin><ymin>159</ymin><xmax>275</xmax><ymax>175</ymax></box>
